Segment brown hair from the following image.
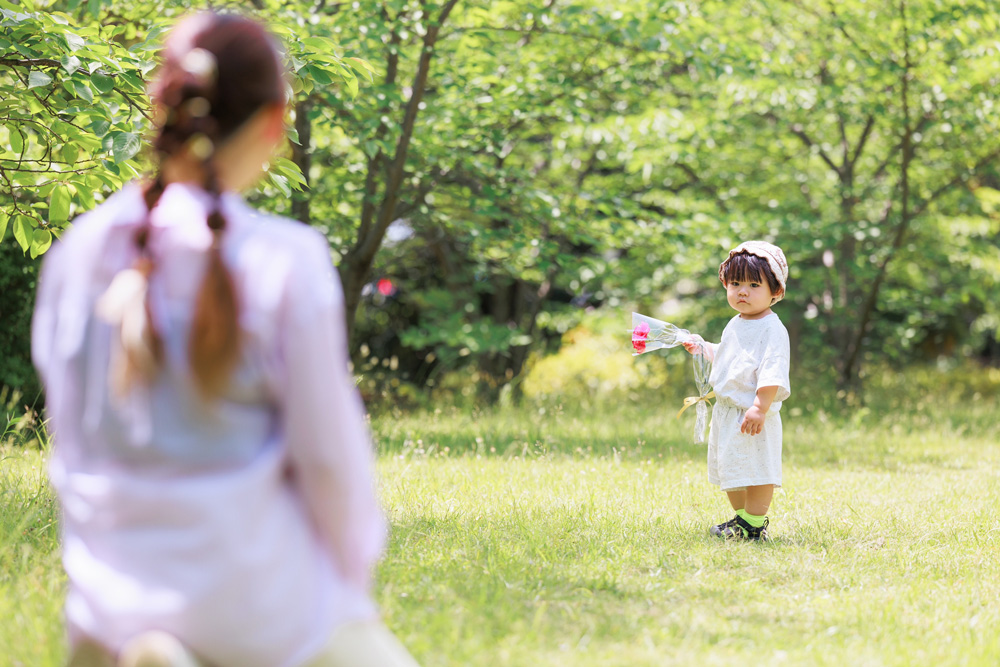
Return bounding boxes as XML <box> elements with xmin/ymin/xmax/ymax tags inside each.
<box><xmin>719</xmin><ymin>250</ymin><xmax>783</xmax><ymax>296</ymax></box>
<box><xmin>119</xmin><ymin>12</ymin><xmax>285</xmax><ymax>397</ymax></box>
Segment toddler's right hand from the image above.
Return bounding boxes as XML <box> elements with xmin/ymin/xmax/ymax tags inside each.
<box><xmin>682</xmin><ymin>334</ymin><xmax>704</xmax><ymax>355</ymax></box>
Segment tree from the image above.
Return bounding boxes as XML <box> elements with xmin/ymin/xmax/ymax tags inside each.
<box><xmin>0</xmin><ymin>0</ymin><xmax>360</xmax><ymax>256</ymax></box>
<box><xmin>4</xmin><ymin>0</ymin><xmax>999</xmax><ymax>401</ymax></box>
<box><xmin>0</xmin><ymin>1</ymin><xmax>153</xmax><ymax>256</ymax></box>
<box><xmin>610</xmin><ymin>0</ymin><xmax>1000</xmax><ymax>389</ymax></box>
<box><xmin>281</xmin><ymin>0</ymin><xmax>701</xmax><ymax>396</ymax></box>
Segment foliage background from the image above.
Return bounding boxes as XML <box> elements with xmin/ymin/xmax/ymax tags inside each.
<box><xmin>2</xmin><ymin>0</ymin><xmax>1000</xmax><ymax>407</ymax></box>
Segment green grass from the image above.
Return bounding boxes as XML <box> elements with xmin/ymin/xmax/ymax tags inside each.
<box><xmin>0</xmin><ymin>448</ymin><xmax>63</xmax><ymax>667</ymax></box>
<box><xmin>2</xmin><ymin>370</ymin><xmax>999</xmax><ymax>665</ymax></box>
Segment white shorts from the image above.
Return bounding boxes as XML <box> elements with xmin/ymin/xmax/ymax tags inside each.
<box><xmin>707</xmin><ymin>402</ymin><xmax>782</xmax><ymax>491</ymax></box>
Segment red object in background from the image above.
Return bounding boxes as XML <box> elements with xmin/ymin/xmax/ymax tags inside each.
<box><xmin>377</xmin><ymin>278</ymin><xmax>395</xmax><ymax>297</ymax></box>
<box><xmin>632</xmin><ymin>321</ymin><xmax>650</xmax><ymax>353</ymax></box>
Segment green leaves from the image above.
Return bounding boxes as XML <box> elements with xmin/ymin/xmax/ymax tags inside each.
<box><xmin>1</xmin><ymin>4</ymin><xmax>155</xmax><ymax>256</ymax></box>
<box><xmin>48</xmin><ymin>186</ymin><xmax>71</xmax><ymax>224</ymax></box>
<box><xmin>90</xmin><ymin>71</ymin><xmax>115</xmax><ymax>94</ymax></box>
<box><xmin>11</xmin><ymin>217</ymin><xmax>32</xmax><ymax>254</ymax></box>
<box><xmin>0</xmin><ymin>0</ymin><xmax>995</xmax><ymax>395</ymax></box>
<box><xmin>27</xmin><ymin>70</ymin><xmax>52</xmax><ymax>89</ymax></box>
<box><xmin>110</xmin><ymin>132</ymin><xmax>140</xmax><ymax>163</ymax></box>
<box><xmin>7</xmin><ymin>127</ymin><xmax>24</xmax><ymax>155</ymax></box>
<box><xmin>269</xmin><ymin>173</ymin><xmax>291</xmax><ymax>198</ymax></box>
<box><xmin>60</xmin><ymin>54</ymin><xmax>81</xmax><ymax>75</ymax></box>
<box><xmin>346</xmin><ymin>57</ymin><xmax>377</xmax><ymax>84</ymax></box>
<box><xmin>90</xmin><ymin>117</ymin><xmax>111</xmax><ymax>137</ymax></box>
<box><xmin>73</xmin><ymin>80</ymin><xmax>94</xmax><ymax>103</ymax></box>
<box><xmin>29</xmin><ymin>228</ymin><xmax>52</xmax><ymax>258</ymax></box>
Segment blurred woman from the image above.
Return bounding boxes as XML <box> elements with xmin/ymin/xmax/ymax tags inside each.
<box><xmin>32</xmin><ymin>12</ymin><xmax>418</xmax><ymax>667</ymax></box>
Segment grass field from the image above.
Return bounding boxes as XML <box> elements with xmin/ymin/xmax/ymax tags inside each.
<box><xmin>2</xmin><ymin>368</ymin><xmax>999</xmax><ymax>666</ymax></box>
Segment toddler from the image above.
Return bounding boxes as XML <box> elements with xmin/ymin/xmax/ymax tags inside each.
<box><xmin>683</xmin><ymin>241</ymin><xmax>791</xmax><ymax>541</ymax></box>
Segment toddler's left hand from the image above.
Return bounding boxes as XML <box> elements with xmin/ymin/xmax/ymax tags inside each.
<box><xmin>741</xmin><ymin>406</ymin><xmax>766</xmax><ymax>435</ymax></box>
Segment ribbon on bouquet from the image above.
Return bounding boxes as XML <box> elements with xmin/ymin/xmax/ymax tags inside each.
<box><xmin>676</xmin><ymin>391</ymin><xmax>716</xmax><ymax>419</ymax></box>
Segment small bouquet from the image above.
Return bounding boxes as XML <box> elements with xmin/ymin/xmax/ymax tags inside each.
<box><xmin>630</xmin><ymin>312</ymin><xmax>714</xmax><ymax>443</ymax></box>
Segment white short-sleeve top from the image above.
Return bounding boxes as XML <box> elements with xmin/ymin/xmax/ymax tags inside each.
<box><xmin>32</xmin><ymin>182</ymin><xmax>385</xmax><ymax>667</ymax></box>
<box><xmin>708</xmin><ymin>313</ymin><xmax>791</xmax><ymax>411</ymax></box>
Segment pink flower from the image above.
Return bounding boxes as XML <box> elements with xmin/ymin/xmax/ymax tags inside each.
<box><xmin>632</xmin><ymin>321</ymin><xmax>650</xmax><ymax>353</ymax></box>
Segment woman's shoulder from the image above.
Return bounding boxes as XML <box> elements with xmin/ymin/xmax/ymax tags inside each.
<box><xmin>226</xmin><ymin>198</ymin><xmax>329</xmax><ymax>259</ymax></box>
<box><xmin>40</xmin><ymin>184</ymin><xmax>146</xmax><ymax>280</ymax></box>
<box><xmin>57</xmin><ymin>184</ymin><xmax>146</xmax><ymax>247</ymax></box>
<box><xmin>224</xmin><ymin>200</ymin><xmax>341</xmax><ymax>316</ymax></box>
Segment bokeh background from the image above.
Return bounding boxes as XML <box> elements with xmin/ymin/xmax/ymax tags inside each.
<box><xmin>2</xmin><ymin>0</ymin><xmax>1000</xmax><ymax>413</ymax></box>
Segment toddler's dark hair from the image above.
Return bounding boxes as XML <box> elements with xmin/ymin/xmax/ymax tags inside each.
<box><xmin>720</xmin><ymin>251</ymin><xmax>782</xmax><ymax>295</ymax></box>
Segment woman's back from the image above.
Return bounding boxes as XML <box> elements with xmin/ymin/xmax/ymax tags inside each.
<box><xmin>34</xmin><ymin>182</ymin><xmax>381</xmax><ymax>666</ymax></box>
<box><xmin>41</xmin><ymin>183</ymin><xmax>303</xmax><ymax>470</ymax></box>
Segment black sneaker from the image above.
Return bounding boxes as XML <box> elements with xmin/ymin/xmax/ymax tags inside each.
<box><xmin>711</xmin><ymin>514</ymin><xmax>769</xmax><ymax>541</ymax></box>
<box><xmin>709</xmin><ymin>515</ymin><xmax>740</xmax><ymax>538</ymax></box>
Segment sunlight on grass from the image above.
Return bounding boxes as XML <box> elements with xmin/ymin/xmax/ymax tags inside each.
<box><xmin>2</xmin><ymin>379</ymin><xmax>999</xmax><ymax>665</ymax></box>
<box><xmin>376</xmin><ymin>454</ymin><xmax>999</xmax><ymax>666</ymax></box>
<box><xmin>0</xmin><ymin>448</ymin><xmax>63</xmax><ymax>667</ymax></box>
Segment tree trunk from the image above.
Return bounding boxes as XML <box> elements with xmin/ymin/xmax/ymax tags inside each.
<box><xmin>839</xmin><ymin>0</ymin><xmax>913</xmax><ymax>390</ymax></box>
<box><xmin>340</xmin><ymin>257</ymin><xmax>367</xmax><ymax>340</ymax></box>
<box><xmin>290</xmin><ymin>97</ymin><xmax>312</xmax><ymax>225</ymax></box>
<box><xmin>508</xmin><ymin>274</ymin><xmax>555</xmax><ymax>403</ymax></box>
<box><xmin>339</xmin><ymin>0</ymin><xmax>460</xmax><ymax>342</ymax></box>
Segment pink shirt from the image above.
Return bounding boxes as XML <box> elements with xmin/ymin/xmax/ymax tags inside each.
<box><xmin>32</xmin><ymin>182</ymin><xmax>386</xmax><ymax>666</ymax></box>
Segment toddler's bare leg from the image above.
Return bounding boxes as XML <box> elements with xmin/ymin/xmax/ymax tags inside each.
<box><xmin>726</xmin><ymin>489</ymin><xmax>746</xmax><ymax>512</ymax></box>
<box><xmin>744</xmin><ymin>484</ymin><xmax>774</xmax><ymax>516</ymax></box>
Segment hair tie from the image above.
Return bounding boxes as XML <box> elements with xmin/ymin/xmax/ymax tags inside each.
<box><xmin>189</xmin><ymin>134</ymin><xmax>215</xmax><ymax>161</ymax></box>
<box><xmin>185</xmin><ymin>96</ymin><xmax>211</xmax><ymax>118</ymax></box>
<box><xmin>207</xmin><ymin>209</ymin><xmax>226</xmax><ymax>233</ymax></box>
<box><xmin>180</xmin><ymin>47</ymin><xmax>217</xmax><ymax>88</ymax></box>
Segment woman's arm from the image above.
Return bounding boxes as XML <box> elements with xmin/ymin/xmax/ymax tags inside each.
<box><xmin>279</xmin><ymin>236</ymin><xmax>386</xmax><ymax>591</ymax></box>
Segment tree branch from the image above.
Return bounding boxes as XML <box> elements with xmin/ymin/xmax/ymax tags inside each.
<box><xmin>359</xmin><ymin>0</ymin><xmax>460</xmax><ymax>259</ymax></box>
<box><xmin>788</xmin><ymin>121</ymin><xmax>841</xmax><ymax>174</ymax></box>
<box><xmin>838</xmin><ymin>112</ymin><xmax>849</xmax><ymax>166</ymax></box>
<box><xmin>358</xmin><ymin>21</ymin><xmax>401</xmax><ymax>243</ymax></box>
<box><xmin>0</xmin><ymin>57</ymin><xmax>62</xmax><ymax>68</ymax></box>
<box><xmin>862</xmin><ymin>114</ymin><xmax>931</xmax><ymax>193</ymax></box>
<box><xmin>910</xmin><ymin>147</ymin><xmax>1000</xmax><ymax>221</ymax></box>
<box><xmin>114</xmin><ymin>86</ymin><xmax>153</xmax><ymax>121</ymax></box>
<box><xmin>848</xmin><ymin>114</ymin><xmax>876</xmax><ymax>171</ymax></box>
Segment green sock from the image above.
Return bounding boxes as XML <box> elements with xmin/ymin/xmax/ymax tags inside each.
<box><xmin>736</xmin><ymin>509</ymin><xmax>767</xmax><ymax>528</ymax></box>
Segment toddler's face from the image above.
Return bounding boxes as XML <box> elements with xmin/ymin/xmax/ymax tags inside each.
<box><xmin>725</xmin><ymin>277</ymin><xmax>775</xmax><ymax>319</ymax></box>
